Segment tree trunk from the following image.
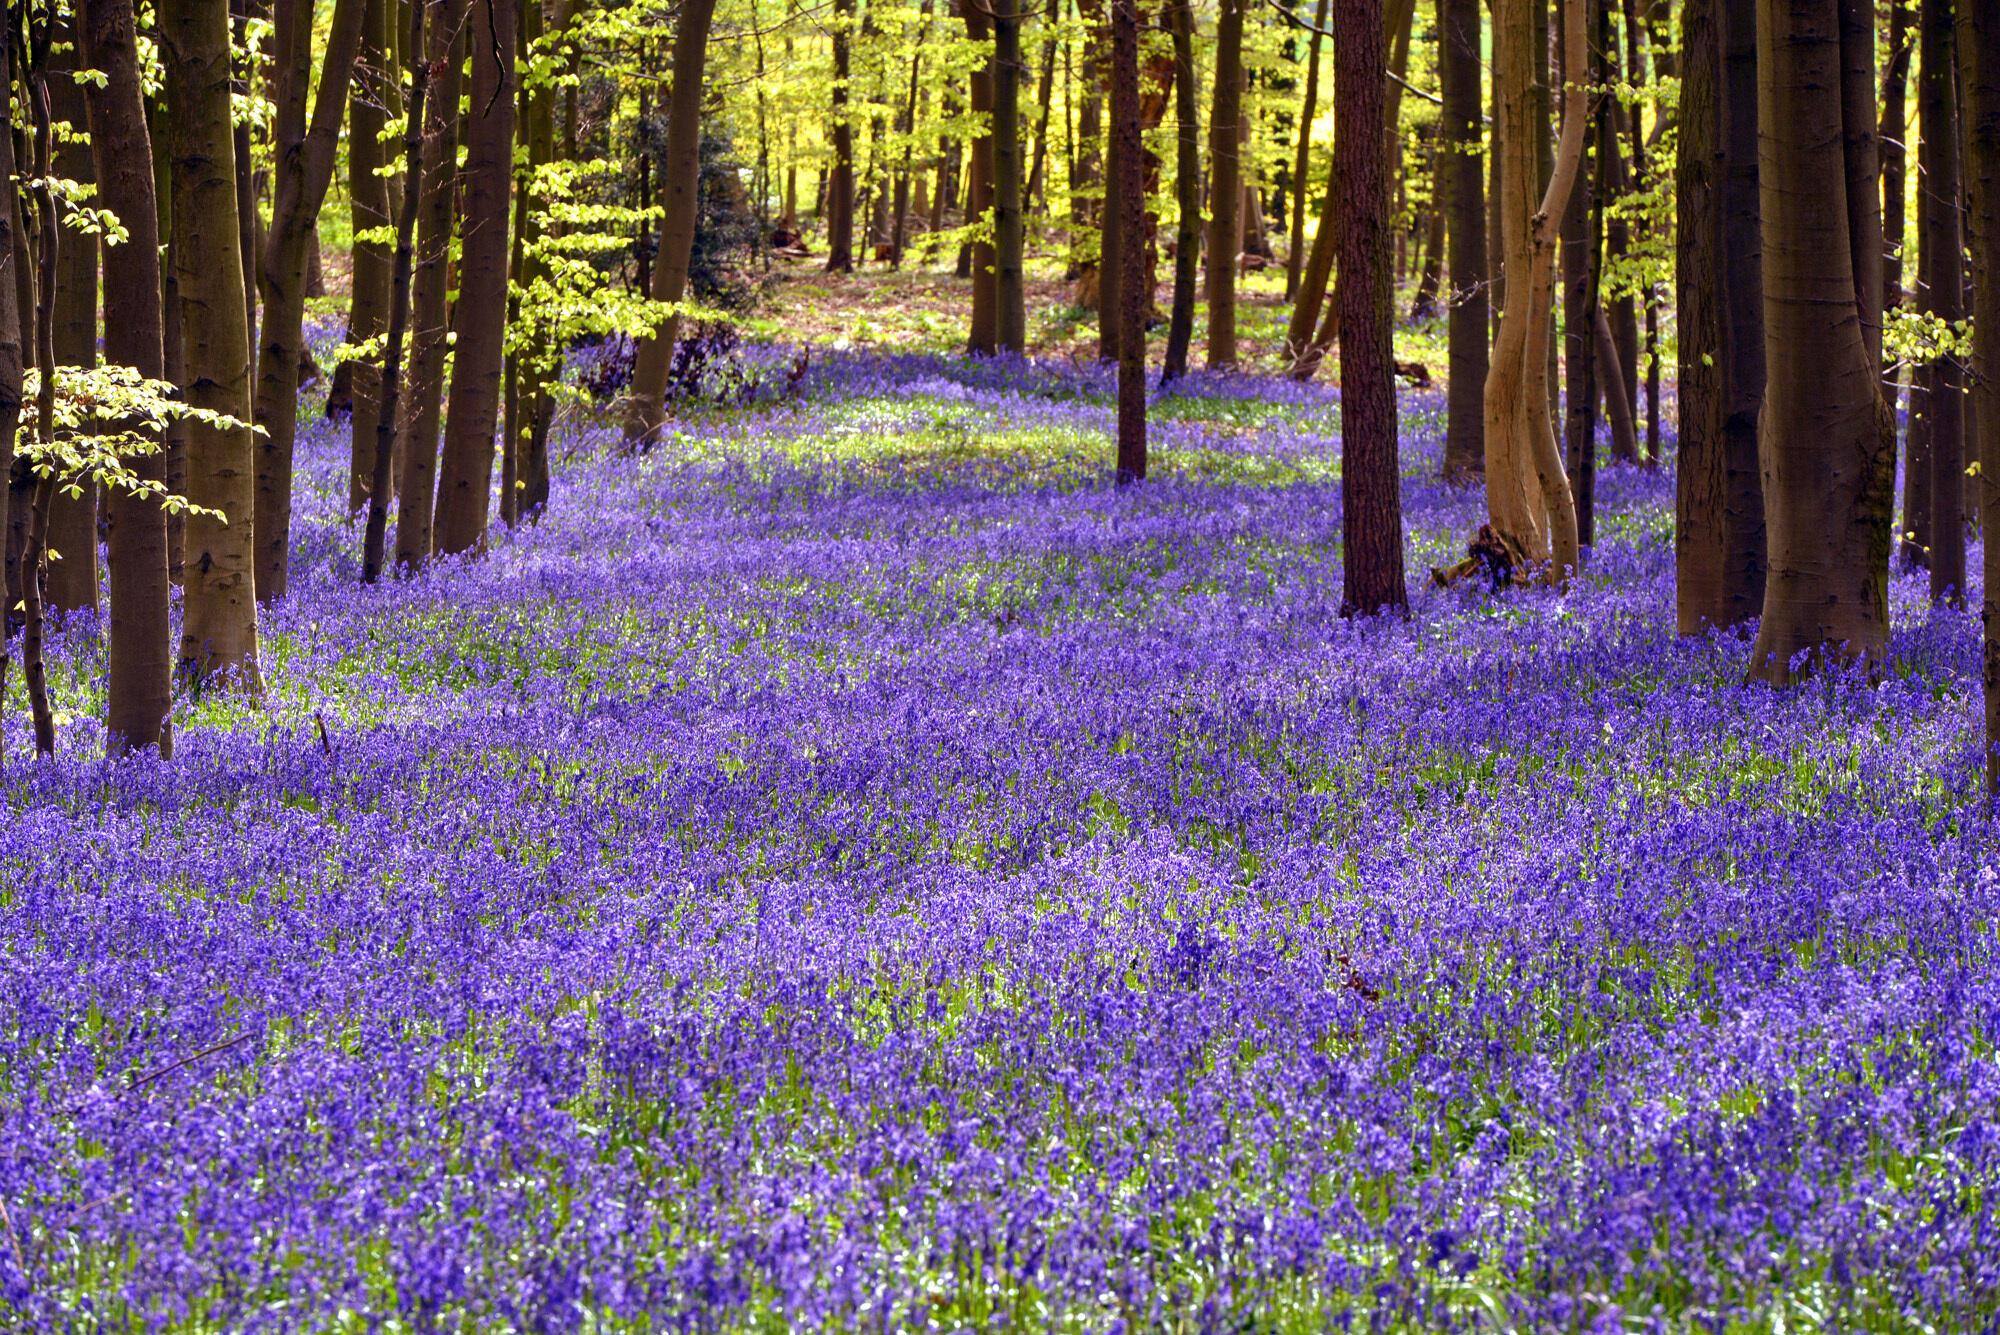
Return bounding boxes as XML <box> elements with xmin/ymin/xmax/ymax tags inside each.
<box><xmin>0</xmin><ymin>23</ymin><xmax>20</xmax><ymax>709</ymax></box>
<box><xmin>1337</xmin><ymin>0</ymin><xmax>1405</xmax><ymax>616</ymax></box>
<box><xmin>1285</xmin><ymin>0</ymin><xmax>1328</xmax><ymax>301</ymax></box>
<box><xmin>80</xmin><ymin>0</ymin><xmax>174</xmax><ymax>754</ymax></box>
<box><xmin>432</xmin><ymin>0</ymin><xmax>516</xmax><ymax>555</ymax></box>
<box><xmin>1438</xmin><ymin>0</ymin><xmax>1485</xmax><ymax>478</ymax></box>
<box><xmin>1747</xmin><ymin>0</ymin><xmax>1896</xmax><ymax>683</ymax></box>
<box><xmin>1161</xmin><ymin>0</ymin><xmax>1200</xmax><ymax>380</ymax></box>
<box><xmin>827</xmin><ymin>0</ymin><xmax>857</xmax><ymax>272</ymax></box>
<box><xmin>364</xmin><ymin>0</ymin><xmax>433</xmax><ymax>583</ymax></box>
<box><xmin>1675</xmin><ymin>0</ymin><xmax>1765</xmax><ymax>633</ymax></box>
<box><xmin>394</xmin><ymin>0</ymin><xmax>467</xmax><ymax>571</ymax></box>
<box><xmin>1481</xmin><ymin>0</ymin><xmax>1587</xmax><ymax>579</ymax></box>
<box><xmin>965</xmin><ymin>0</ymin><xmax>999</xmax><ymax>353</ymax></box>
<box><xmin>48</xmin><ymin>28</ymin><xmax>100</xmax><ymax>615</ymax></box>
<box><xmin>620</xmin><ymin>0</ymin><xmax>720</xmax><ymax>444</ymax></box>
<box><xmin>1558</xmin><ymin>0</ymin><xmax>1597</xmax><ymax>546</ymax></box>
<box><xmin>1206</xmin><ymin>0</ymin><xmax>1245</xmax><ymax>366</ymax></box>
<box><xmin>1025</xmin><ymin>0</ymin><xmax>1059</xmax><ymax>208</ymax></box>
<box><xmin>1110</xmin><ymin>0</ymin><xmax>1146</xmax><ymax>480</ymax></box>
<box><xmin>1919</xmin><ymin>0</ymin><xmax>1964</xmax><ymax>604</ymax></box>
<box><xmin>253</xmin><ymin>0</ymin><xmax>367</xmax><ymax>602</ymax></box>
<box><xmin>1960</xmin><ymin>0</ymin><xmax>2000</xmax><ymax>790</ymax></box>
<box><xmin>993</xmin><ymin>0</ymin><xmax>1027</xmax><ymax>351</ymax></box>
<box><xmin>346</xmin><ymin>0</ymin><xmax>396</xmax><ymax>513</ymax></box>
<box><xmin>164</xmin><ymin>0</ymin><xmax>262</xmax><ymax>693</ymax></box>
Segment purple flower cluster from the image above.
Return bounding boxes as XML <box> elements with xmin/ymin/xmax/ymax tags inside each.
<box><xmin>2</xmin><ymin>348</ymin><xmax>1997</xmax><ymax>1330</ymax></box>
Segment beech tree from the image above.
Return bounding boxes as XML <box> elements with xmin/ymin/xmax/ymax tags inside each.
<box><xmin>1962</xmin><ymin>0</ymin><xmax>2000</xmax><ymax>790</ymax></box>
<box><xmin>163</xmin><ymin>0</ymin><xmax>261</xmax><ymax>691</ymax></box>
<box><xmin>1917</xmin><ymin>0</ymin><xmax>1963</xmax><ymax>605</ymax></box>
<box><xmin>1109</xmin><ymin>0</ymin><xmax>1144</xmax><ymax>480</ymax></box>
<box><xmin>1336</xmin><ymin>0</ymin><xmax>1404</xmax><ymax>616</ymax></box>
<box><xmin>47</xmin><ymin>27</ymin><xmax>98</xmax><ymax>616</ymax></box>
<box><xmin>1746</xmin><ymin>0</ymin><xmax>1895</xmax><ymax>683</ymax></box>
<box><xmin>1435</xmin><ymin>0</ymin><xmax>1484</xmax><ymax>480</ymax></box>
<box><xmin>1205</xmin><ymin>0</ymin><xmax>1245</xmax><ymax>367</ymax></box>
<box><xmin>434</xmin><ymin>0</ymin><xmax>518</xmax><ymax>555</ymax></box>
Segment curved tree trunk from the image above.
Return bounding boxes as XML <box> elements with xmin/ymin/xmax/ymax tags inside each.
<box><xmin>620</xmin><ymin>0</ymin><xmax>721</xmax><ymax>444</ymax></box>
<box><xmin>253</xmin><ymin>0</ymin><xmax>367</xmax><ymax>602</ymax></box>
<box><xmin>433</xmin><ymin>0</ymin><xmax>517</xmax><ymax>555</ymax></box>
<box><xmin>1747</xmin><ymin>0</ymin><xmax>1896</xmax><ymax>683</ymax></box>
<box><xmin>80</xmin><ymin>0</ymin><xmax>174</xmax><ymax>755</ymax></box>
<box><xmin>1284</xmin><ymin>0</ymin><xmax>1328</xmax><ymax>302</ymax></box>
<box><xmin>164</xmin><ymin>0</ymin><xmax>262</xmax><ymax>693</ymax></box>
<box><xmin>1336</xmin><ymin>0</ymin><xmax>1405</xmax><ymax>616</ymax></box>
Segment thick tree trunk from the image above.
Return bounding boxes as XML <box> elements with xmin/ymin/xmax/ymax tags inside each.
<box><xmin>1920</xmin><ymin>0</ymin><xmax>1964</xmax><ymax>604</ymax></box>
<box><xmin>1747</xmin><ymin>0</ymin><xmax>1896</xmax><ymax>683</ymax></box>
<box><xmin>621</xmin><ymin>0</ymin><xmax>720</xmax><ymax>443</ymax></box>
<box><xmin>1110</xmin><ymin>0</ymin><xmax>1146</xmax><ymax>480</ymax></box>
<box><xmin>253</xmin><ymin>0</ymin><xmax>367</xmax><ymax>602</ymax></box>
<box><xmin>827</xmin><ymin>0</ymin><xmax>857</xmax><ymax>272</ymax></box>
<box><xmin>432</xmin><ymin>0</ymin><xmax>516</xmax><ymax>554</ymax></box>
<box><xmin>1438</xmin><ymin>0</ymin><xmax>1485</xmax><ymax>479</ymax></box>
<box><xmin>394</xmin><ymin>0</ymin><xmax>467</xmax><ymax>571</ymax></box>
<box><xmin>48</xmin><ymin>30</ymin><xmax>100</xmax><ymax>615</ymax></box>
<box><xmin>992</xmin><ymin>0</ymin><xmax>1027</xmax><ymax>351</ymax></box>
<box><xmin>1675</xmin><ymin>0</ymin><xmax>1765</xmax><ymax>634</ymax></box>
<box><xmin>1961</xmin><ymin>0</ymin><xmax>2000</xmax><ymax>790</ymax></box>
<box><xmin>1161</xmin><ymin>0</ymin><xmax>1201</xmax><ymax>380</ymax></box>
<box><xmin>80</xmin><ymin>0</ymin><xmax>174</xmax><ymax>754</ymax></box>
<box><xmin>1284</xmin><ymin>0</ymin><xmax>1328</xmax><ymax>301</ymax></box>
<box><xmin>346</xmin><ymin>0</ymin><xmax>396</xmax><ymax>513</ymax></box>
<box><xmin>1481</xmin><ymin>0</ymin><xmax>1587</xmax><ymax>579</ymax></box>
<box><xmin>1206</xmin><ymin>0</ymin><xmax>1246</xmax><ymax>366</ymax></box>
<box><xmin>1336</xmin><ymin>0</ymin><xmax>1405</xmax><ymax>616</ymax></box>
<box><xmin>164</xmin><ymin>0</ymin><xmax>262</xmax><ymax>692</ymax></box>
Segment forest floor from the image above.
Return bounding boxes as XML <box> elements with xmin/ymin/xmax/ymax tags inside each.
<box><xmin>4</xmin><ymin>276</ymin><xmax>1997</xmax><ymax>1329</ymax></box>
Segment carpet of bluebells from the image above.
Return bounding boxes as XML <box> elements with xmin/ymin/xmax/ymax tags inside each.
<box><xmin>3</xmin><ymin>334</ymin><xmax>2000</xmax><ymax>1333</ymax></box>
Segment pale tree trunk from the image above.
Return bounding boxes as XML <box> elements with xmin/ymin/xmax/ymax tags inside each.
<box><xmin>393</xmin><ymin>0</ymin><xmax>467</xmax><ymax>570</ymax></box>
<box><xmin>1480</xmin><ymin>0</ymin><xmax>1587</xmax><ymax>580</ymax></box>
<box><xmin>1206</xmin><ymin>0</ymin><xmax>1245</xmax><ymax>366</ymax></box>
<box><xmin>253</xmin><ymin>0</ymin><xmax>367</xmax><ymax>602</ymax></box>
<box><xmin>80</xmin><ymin>0</ymin><xmax>174</xmax><ymax>755</ymax></box>
<box><xmin>620</xmin><ymin>0</ymin><xmax>721</xmax><ymax>444</ymax></box>
<box><xmin>433</xmin><ymin>0</ymin><xmax>516</xmax><ymax>554</ymax></box>
<box><xmin>1747</xmin><ymin>0</ymin><xmax>1896</xmax><ymax>683</ymax></box>
<box><xmin>1959</xmin><ymin>0</ymin><xmax>2000</xmax><ymax>790</ymax></box>
<box><xmin>1110</xmin><ymin>0</ymin><xmax>1146</xmax><ymax>480</ymax></box>
<box><xmin>164</xmin><ymin>0</ymin><xmax>262</xmax><ymax>693</ymax></box>
<box><xmin>1336</xmin><ymin>0</ymin><xmax>1405</xmax><ymax>616</ymax></box>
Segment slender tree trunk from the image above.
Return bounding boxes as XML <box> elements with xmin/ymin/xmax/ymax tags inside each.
<box><xmin>1110</xmin><ymin>0</ymin><xmax>1146</xmax><ymax>480</ymax></box>
<box><xmin>1838</xmin><ymin>0</ymin><xmax>1883</xmax><ymax>375</ymax></box>
<box><xmin>1920</xmin><ymin>0</ymin><xmax>1964</xmax><ymax>604</ymax></box>
<box><xmin>1558</xmin><ymin>0</ymin><xmax>1597</xmax><ymax>545</ymax></box>
<box><xmin>394</xmin><ymin>0</ymin><xmax>467</xmax><ymax>570</ymax></box>
<box><xmin>1026</xmin><ymin>0</ymin><xmax>1059</xmax><ymax>207</ymax></box>
<box><xmin>1206</xmin><ymin>0</ymin><xmax>1245</xmax><ymax>366</ymax></box>
<box><xmin>1069</xmin><ymin>0</ymin><xmax>1103</xmax><ymax>286</ymax></box>
<box><xmin>48</xmin><ymin>28</ymin><xmax>100</xmax><ymax>615</ymax></box>
<box><xmin>620</xmin><ymin>0</ymin><xmax>721</xmax><ymax>444</ymax></box>
<box><xmin>1285</xmin><ymin>0</ymin><xmax>1328</xmax><ymax>301</ymax></box>
<box><xmin>80</xmin><ymin>0</ymin><xmax>174</xmax><ymax>754</ymax></box>
<box><xmin>1161</xmin><ymin>0</ymin><xmax>1201</xmax><ymax>380</ymax></box>
<box><xmin>153</xmin><ymin>101</ymin><xmax>187</xmax><ymax>589</ymax></box>
<box><xmin>253</xmin><ymin>0</ymin><xmax>367</xmax><ymax>602</ymax></box>
<box><xmin>1747</xmin><ymin>0</ymin><xmax>1897</xmax><ymax>682</ymax></box>
<box><xmin>432</xmin><ymin>0</ymin><xmax>516</xmax><ymax>554</ymax></box>
<box><xmin>0</xmin><ymin>0</ymin><xmax>23</xmax><ymax>640</ymax></box>
<box><xmin>164</xmin><ymin>0</ymin><xmax>262</xmax><ymax>693</ymax></box>
<box><xmin>1438</xmin><ymin>0</ymin><xmax>1485</xmax><ymax>478</ymax></box>
<box><xmin>965</xmin><ymin>0</ymin><xmax>999</xmax><ymax>353</ymax></box>
<box><xmin>827</xmin><ymin>0</ymin><xmax>857</xmax><ymax>272</ymax></box>
<box><xmin>231</xmin><ymin>0</ymin><xmax>260</xmax><ymax>360</ymax></box>
<box><xmin>1337</xmin><ymin>0</ymin><xmax>1405</xmax><ymax>616</ymax></box>
<box><xmin>346</xmin><ymin>0</ymin><xmax>396</xmax><ymax>513</ymax></box>
<box><xmin>993</xmin><ymin>0</ymin><xmax>1027</xmax><ymax>351</ymax></box>
<box><xmin>1960</xmin><ymin>0</ymin><xmax>2000</xmax><ymax>790</ymax></box>
<box><xmin>364</xmin><ymin>0</ymin><xmax>432</xmax><ymax>583</ymax></box>
<box><xmin>1881</xmin><ymin>0</ymin><xmax>1913</xmax><ymax>337</ymax></box>
<box><xmin>21</xmin><ymin>72</ymin><xmax>60</xmax><ymax>753</ymax></box>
